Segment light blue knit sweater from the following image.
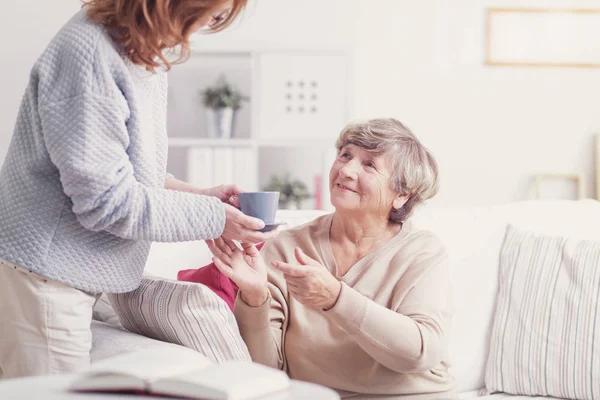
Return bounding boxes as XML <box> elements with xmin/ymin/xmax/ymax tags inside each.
<box><xmin>0</xmin><ymin>9</ymin><xmax>225</xmax><ymax>293</ymax></box>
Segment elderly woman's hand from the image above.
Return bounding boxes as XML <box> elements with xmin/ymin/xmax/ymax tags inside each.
<box><xmin>272</xmin><ymin>248</ymin><xmax>341</xmax><ymax>310</ymax></box>
<box><xmin>206</xmin><ymin>237</ymin><xmax>269</xmax><ymax>307</ymax></box>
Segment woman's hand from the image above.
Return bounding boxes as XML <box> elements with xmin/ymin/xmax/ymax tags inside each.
<box><xmin>202</xmin><ymin>184</ymin><xmax>242</xmax><ymax>207</ymax></box>
<box><xmin>272</xmin><ymin>247</ymin><xmax>341</xmax><ymax>310</ymax></box>
<box><xmin>164</xmin><ymin>180</ymin><xmax>274</xmax><ymax>243</ymax></box>
<box><xmin>206</xmin><ymin>237</ymin><xmax>269</xmax><ymax>307</ymax></box>
<box><xmin>222</xmin><ymin>204</ymin><xmax>278</xmax><ymax>244</ymax></box>
<box><xmin>164</xmin><ymin>179</ymin><xmax>242</xmax><ymax>208</ymax></box>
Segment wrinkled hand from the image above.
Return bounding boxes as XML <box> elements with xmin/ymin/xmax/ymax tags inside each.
<box><xmin>206</xmin><ymin>237</ymin><xmax>269</xmax><ymax>306</ymax></box>
<box><xmin>202</xmin><ymin>184</ymin><xmax>242</xmax><ymax>207</ymax></box>
<box><xmin>272</xmin><ymin>247</ymin><xmax>341</xmax><ymax>310</ymax></box>
<box><xmin>222</xmin><ymin>204</ymin><xmax>279</xmax><ymax>244</ymax></box>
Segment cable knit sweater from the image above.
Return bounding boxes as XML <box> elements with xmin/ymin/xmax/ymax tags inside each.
<box><xmin>235</xmin><ymin>214</ymin><xmax>456</xmax><ymax>399</ymax></box>
<box><xmin>0</xmin><ymin>8</ymin><xmax>225</xmax><ymax>293</ymax></box>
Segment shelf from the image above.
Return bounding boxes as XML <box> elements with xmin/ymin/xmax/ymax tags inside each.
<box><xmin>168</xmin><ymin>137</ymin><xmax>337</xmax><ymax>150</ymax></box>
<box><xmin>257</xmin><ymin>137</ymin><xmax>337</xmax><ymax>149</ymax></box>
<box><xmin>168</xmin><ymin>138</ymin><xmax>255</xmax><ymax>148</ymax></box>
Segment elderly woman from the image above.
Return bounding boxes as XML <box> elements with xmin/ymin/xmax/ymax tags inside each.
<box><xmin>206</xmin><ymin>118</ymin><xmax>455</xmax><ymax>399</ymax></box>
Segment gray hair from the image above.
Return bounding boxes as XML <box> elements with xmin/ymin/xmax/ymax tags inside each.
<box><xmin>335</xmin><ymin>118</ymin><xmax>439</xmax><ymax>223</ymax></box>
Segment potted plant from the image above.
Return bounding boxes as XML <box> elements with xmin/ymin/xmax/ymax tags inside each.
<box><xmin>200</xmin><ymin>75</ymin><xmax>248</xmax><ymax>139</ymax></box>
<box><xmin>263</xmin><ymin>173</ymin><xmax>311</xmax><ymax>210</ymax></box>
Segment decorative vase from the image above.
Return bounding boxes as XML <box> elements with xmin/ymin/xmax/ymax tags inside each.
<box><xmin>206</xmin><ymin>107</ymin><xmax>235</xmax><ymax>139</ymax></box>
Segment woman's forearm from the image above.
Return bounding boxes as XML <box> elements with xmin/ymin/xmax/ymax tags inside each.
<box><xmin>233</xmin><ymin>290</ymin><xmax>286</xmax><ymax>370</ymax></box>
<box><xmin>323</xmin><ymin>283</ymin><xmax>447</xmax><ymax>373</ymax></box>
<box><xmin>164</xmin><ymin>176</ymin><xmax>204</xmax><ymax>194</ymax></box>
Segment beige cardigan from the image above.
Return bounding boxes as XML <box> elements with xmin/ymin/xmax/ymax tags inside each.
<box><xmin>234</xmin><ymin>214</ymin><xmax>456</xmax><ymax>399</ymax></box>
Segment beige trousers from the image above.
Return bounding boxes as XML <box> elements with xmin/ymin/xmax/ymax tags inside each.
<box><xmin>0</xmin><ymin>260</ymin><xmax>98</xmax><ymax>378</ymax></box>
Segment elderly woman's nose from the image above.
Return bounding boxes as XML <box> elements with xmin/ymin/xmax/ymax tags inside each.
<box><xmin>339</xmin><ymin>160</ymin><xmax>359</xmax><ymax>178</ymax></box>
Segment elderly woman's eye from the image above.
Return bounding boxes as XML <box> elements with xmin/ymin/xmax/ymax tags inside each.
<box><xmin>366</xmin><ymin>161</ymin><xmax>376</xmax><ymax>169</ymax></box>
<box><xmin>339</xmin><ymin>152</ymin><xmax>350</xmax><ymax>159</ymax></box>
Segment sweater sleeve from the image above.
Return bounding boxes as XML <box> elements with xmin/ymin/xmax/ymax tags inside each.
<box><xmin>233</xmin><ymin>242</ymin><xmax>290</xmax><ymax>370</ymax></box>
<box><xmin>39</xmin><ymin>92</ymin><xmax>225</xmax><ymax>242</ymax></box>
<box><xmin>233</xmin><ymin>278</ymin><xmax>289</xmax><ymax>370</ymax></box>
<box><xmin>322</xmin><ymin>242</ymin><xmax>452</xmax><ymax>373</ymax></box>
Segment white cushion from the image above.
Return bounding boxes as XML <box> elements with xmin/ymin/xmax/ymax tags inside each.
<box><xmin>139</xmin><ymin>201</ymin><xmax>600</xmax><ymax>394</ymax></box>
<box><xmin>412</xmin><ymin>200</ymin><xmax>600</xmax><ymax>392</ymax></box>
<box><xmin>485</xmin><ymin>225</ymin><xmax>600</xmax><ymax>399</ymax></box>
<box><xmin>145</xmin><ymin>241</ymin><xmax>211</xmax><ymax>280</ymax></box>
<box><xmin>108</xmin><ymin>276</ymin><xmax>251</xmax><ymax>363</ymax></box>
<box><xmin>91</xmin><ymin>320</ymin><xmax>206</xmax><ymax>363</ymax></box>
<box><xmin>412</xmin><ymin>204</ymin><xmax>508</xmax><ymax>392</ymax></box>
<box><xmin>472</xmin><ymin>393</ymin><xmax>564</xmax><ymax>400</ymax></box>
<box><xmin>92</xmin><ymin>294</ymin><xmax>122</xmax><ymax>328</ymax></box>
<box><xmin>502</xmin><ymin>199</ymin><xmax>600</xmax><ymax>240</ymax></box>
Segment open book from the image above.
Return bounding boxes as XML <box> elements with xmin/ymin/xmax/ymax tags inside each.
<box><xmin>70</xmin><ymin>348</ymin><xmax>290</xmax><ymax>400</ymax></box>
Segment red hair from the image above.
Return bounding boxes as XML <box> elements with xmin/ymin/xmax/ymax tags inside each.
<box><xmin>83</xmin><ymin>0</ymin><xmax>247</xmax><ymax>71</ymax></box>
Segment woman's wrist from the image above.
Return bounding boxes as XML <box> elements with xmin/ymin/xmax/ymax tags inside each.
<box><xmin>164</xmin><ymin>177</ymin><xmax>204</xmax><ymax>195</ymax></box>
<box><xmin>323</xmin><ymin>281</ymin><xmax>342</xmax><ymax>311</ymax></box>
<box><xmin>240</xmin><ymin>287</ymin><xmax>269</xmax><ymax>307</ymax></box>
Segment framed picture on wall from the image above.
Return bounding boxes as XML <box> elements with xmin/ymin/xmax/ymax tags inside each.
<box><xmin>533</xmin><ymin>173</ymin><xmax>584</xmax><ymax>200</ymax></box>
<box><xmin>486</xmin><ymin>8</ymin><xmax>600</xmax><ymax>68</ymax></box>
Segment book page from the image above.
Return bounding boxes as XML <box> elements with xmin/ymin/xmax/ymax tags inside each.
<box><xmin>152</xmin><ymin>361</ymin><xmax>290</xmax><ymax>400</ymax></box>
<box><xmin>70</xmin><ymin>375</ymin><xmax>146</xmax><ymax>393</ymax></box>
<box><xmin>82</xmin><ymin>348</ymin><xmax>212</xmax><ymax>381</ymax></box>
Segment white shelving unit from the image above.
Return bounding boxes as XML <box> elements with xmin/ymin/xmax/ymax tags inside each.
<box><xmin>166</xmin><ymin>49</ymin><xmax>351</xmax><ymax>211</ymax></box>
<box><xmin>167</xmin><ymin>138</ymin><xmax>255</xmax><ymax>148</ymax></box>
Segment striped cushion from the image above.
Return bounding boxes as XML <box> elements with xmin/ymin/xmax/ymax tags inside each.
<box><xmin>486</xmin><ymin>225</ymin><xmax>600</xmax><ymax>399</ymax></box>
<box><xmin>107</xmin><ymin>276</ymin><xmax>251</xmax><ymax>363</ymax></box>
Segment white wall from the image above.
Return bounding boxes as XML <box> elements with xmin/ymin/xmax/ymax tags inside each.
<box><xmin>188</xmin><ymin>0</ymin><xmax>359</xmax><ymax>207</ymax></box>
<box><xmin>353</xmin><ymin>0</ymin><xmax>600</xmax><ymax>206</ymax></box>
<box><xmin>0</xmin><ymin>1</ymin><xmax>81</xmax><ymax>162</ymax></box>
<box><xmin>193</xmin><ymin>0</ymin><xmax>600</xmax><ymax>206</ymax></box>
<box><xmin>2</xmin><ymin>1</ymin><xmax>599</xmax><ymax>207</ymax></box>
<box><xmin>189</xmin><ymin>0</ymin><xmax>358</xmax><ymax>52</ymax></box>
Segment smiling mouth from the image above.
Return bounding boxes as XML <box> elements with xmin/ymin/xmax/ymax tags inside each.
<box><xmin>336</xmin><ymin>183</ymin><xmax>358</xmax><ymax>193</ymax></box>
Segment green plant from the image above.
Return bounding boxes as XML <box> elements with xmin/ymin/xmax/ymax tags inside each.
<box><xmin>263</xmin><ymin>173</ymin><xmax>311</xmax><ymax>208</ymax></box>
<box><xmin>200</xmin><ymin>75</ymin><xmax>249</xmax><ymax>110</ymax></box>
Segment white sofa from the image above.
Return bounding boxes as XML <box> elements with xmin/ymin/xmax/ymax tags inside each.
<box><xmin>90</xmin><ymin>200</ymin><xmax>600</xmax><ymax>399</ymax></box>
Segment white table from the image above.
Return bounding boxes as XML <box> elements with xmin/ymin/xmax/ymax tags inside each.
<box><xmin>0</xmin><ymin>374</ymin><xmax>340</xmax><ymax>399</ymax></box>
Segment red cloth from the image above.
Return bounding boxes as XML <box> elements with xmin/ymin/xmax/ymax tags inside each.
<box><xmin>177</xmin><ymin>242</ymin><xmax>266</xmax><ymax>311</ymax></box>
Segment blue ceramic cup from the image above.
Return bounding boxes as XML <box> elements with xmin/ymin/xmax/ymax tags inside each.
<box><xmin>238</xmin><ymin>192</ymin><xmax>280</xmax><ymax>224</ymax></box>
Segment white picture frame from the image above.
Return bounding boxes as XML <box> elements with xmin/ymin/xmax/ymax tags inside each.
<box><xmin>486</xmin><ymin>8</ymin><xmax>600</xmax><ymax>68</ymax></box>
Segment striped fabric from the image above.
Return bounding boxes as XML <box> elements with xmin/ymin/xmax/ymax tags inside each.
<box><xmin>107</xmin><ymin>276</ymin><xmax>251</xmax><ymax>364</ymax></box>
<box><xmin>485</xmin><ymin>225</ymin><xmax>600</xmax><ymax>400</ymax></box>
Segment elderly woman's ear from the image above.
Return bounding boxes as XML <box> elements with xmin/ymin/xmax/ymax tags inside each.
<box><xmin>392</xmin><ymin>194</ymin><xmax>410</xmax><ymax>211</ymax></box>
